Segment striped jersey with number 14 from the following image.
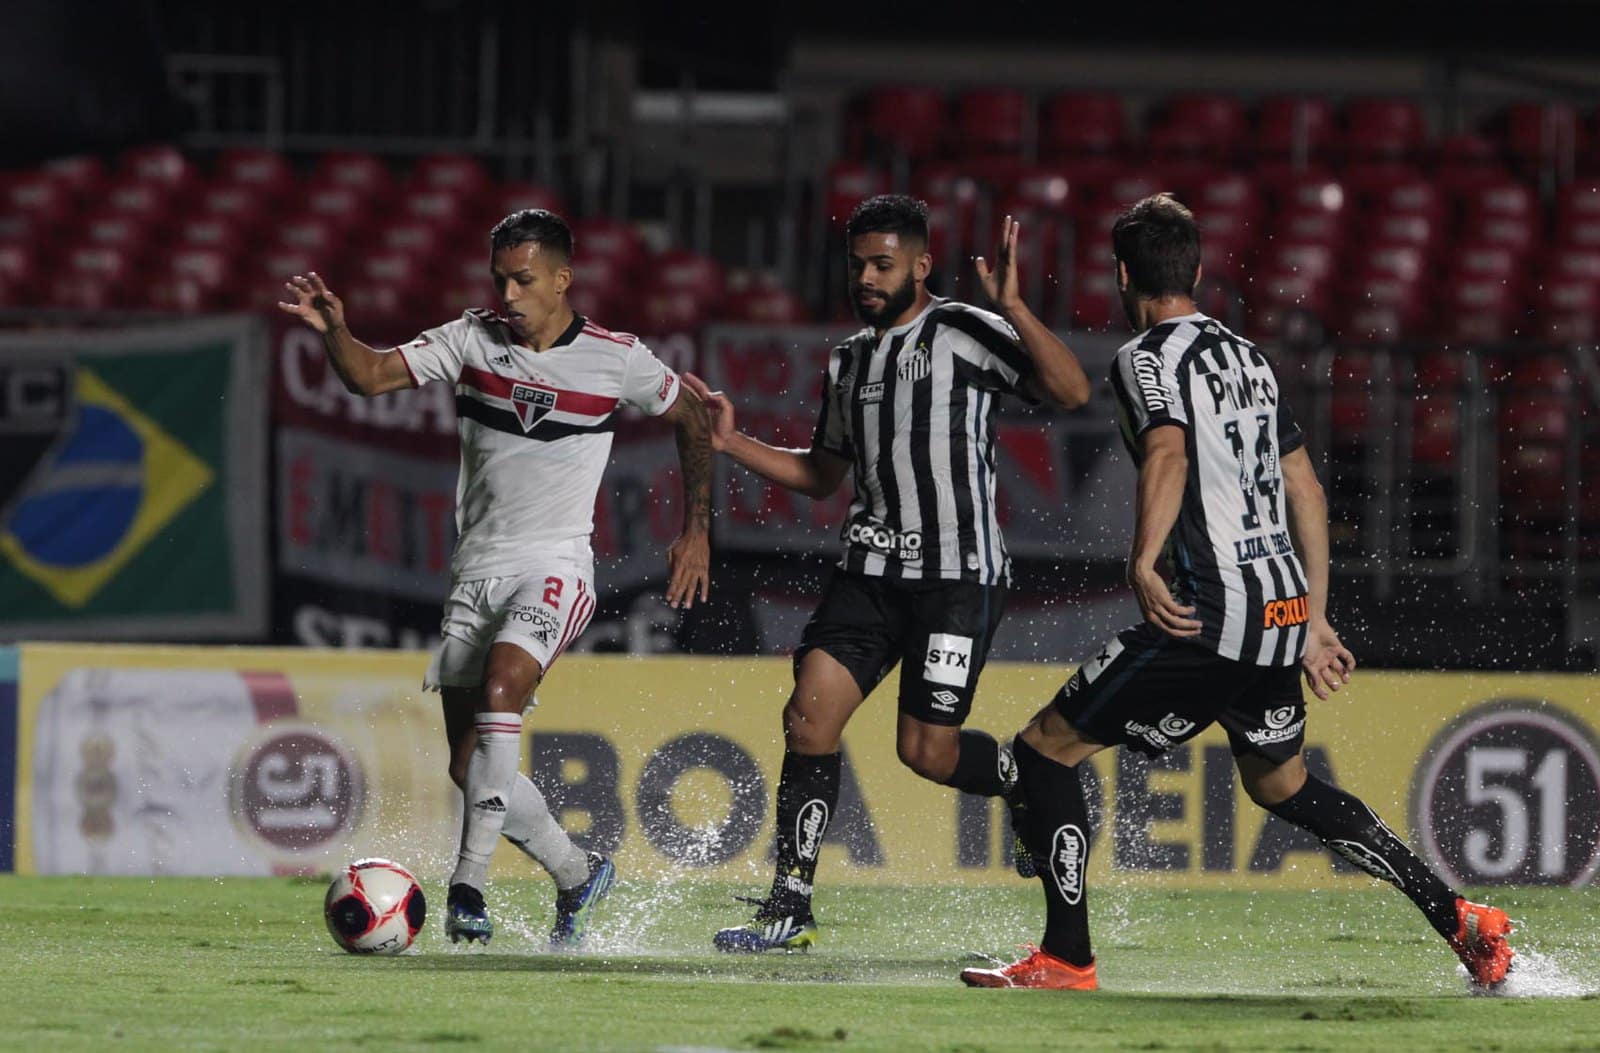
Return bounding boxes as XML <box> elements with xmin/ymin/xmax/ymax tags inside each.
<box><xmin>1109</xmin><ymin>312</ymin><xmax>1310</xmax><ymax>666</ymax></box>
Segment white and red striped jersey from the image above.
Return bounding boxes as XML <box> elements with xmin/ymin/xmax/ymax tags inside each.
<box><xmin>395</xmin><ymin>309</ymin><xmax>681</xmax><ymax>581</ymax></box>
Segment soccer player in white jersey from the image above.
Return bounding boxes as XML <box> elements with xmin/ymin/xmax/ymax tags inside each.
<box><xmin>960</xmin><ymin>194</ymin><xmax>1515</xmax><ymax>992</ymax></box>
<box><xmin>278</xmin><ymin>208</ymin><xmax>712</xmax><ymax>947</ymax></box>
<box><xmin>684</xmin><ymin>195</ymin><xmax>1092</xmax><ymax>952</ymax></box>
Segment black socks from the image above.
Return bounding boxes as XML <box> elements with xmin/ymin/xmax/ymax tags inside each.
<box><xmin>1014</xmin><ymin>735</ymin><xmax>1095</xmax><ymax>967</ymax></box>
<box><xmin>768</xmin><ymin>750</ymin><xmax>841</xmax><ymax>916</ymax></box>
<box><xmin>946</xmin><ymin>729</ymin><xmax>1011</xmax><ymax>796</ymax></box>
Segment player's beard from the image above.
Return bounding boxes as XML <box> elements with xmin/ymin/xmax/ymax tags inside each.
<box><xmin>852</xmin><ymin>274</ymin><xmax>917</xmax><ymax>327</ymax></box>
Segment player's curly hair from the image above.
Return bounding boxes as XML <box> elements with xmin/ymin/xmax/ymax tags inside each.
<box><xmin>1112</xmin><ymin>193</ymin><xmax>1201</xmax><ymax>299</ymax></box>
<box><xmin>846</xmin><ymin>194</ymin><xmax>930</xmax><ymax>244</ymax></box>
<box><xmin>489</xmin><ymin>208</ymin><xmax>574</xmax><ymax>260</ymax></box>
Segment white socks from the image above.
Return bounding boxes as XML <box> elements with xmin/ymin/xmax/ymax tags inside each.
<box><xmin>450</xmin><ymin>712</ymin><xmax>524</xmax><ymax>890</ymax></box>
<box><xmin>503</xmin><ymin>773</ymin><xmax>591</xmax><ymax>890</ymax></box>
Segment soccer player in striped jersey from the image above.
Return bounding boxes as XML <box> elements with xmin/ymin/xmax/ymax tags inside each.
<box><xmin>961</xmin><ymin>194</ymin><xmax>1515</xmax><ymax>992</ymax></box>
<box><xmin>684</xmin><ymin>194</ymin><xmax>1093</xmax><ymax>952</ymax></box>
<box><xmin>278</xmin><ymin>208</ymin><xmax>712</xmax><ymax>948</ymax></box>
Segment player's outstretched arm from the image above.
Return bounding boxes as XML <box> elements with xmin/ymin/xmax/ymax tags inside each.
<box><xmin>1127</xmin><ymin>424</ymin><xmax>1202</xmax><ymax>638</ymax></box>
<box><xmin>277</xmin><ymin>272</ymin><xmax>414</xmax><ymax>397</ymax></box>
<box><xmin>661</xmin><ymin>388</ymin><xmax>713</xmax><ymax>609</ymax></box>
<box><xmin>681</xmin><ymin>373</ymin><xmax>850</xmax><ymax>499</ymax></box>
<box><xmin>975</xmin><ymin>215</ymin><xmax>1092</xmax><ymax>410</ymax></box>
<box><xmin>1282</xmin><ymin>447</ymin><xmax>1355</xmax><ymax>699</ymax></box>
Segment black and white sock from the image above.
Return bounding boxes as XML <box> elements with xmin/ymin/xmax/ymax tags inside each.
<box><xmin>767</xmin><ymin>750</ymin><xmax>840</xmax><ymax>917</ymax></box>
<box><xmin>1267</xmin><ymin>773</ymin><xmax>1460</xmax><ymax>938</ymax></box>
<box><xmin>1014</xmin><ymin>736</ymin><xmax>1094</xmax><ymax>967</ymax></box>
<box><xmin>945</xmin><ymin>729</ymin><xmax>1010</xmax><ymax>797</ymax></box>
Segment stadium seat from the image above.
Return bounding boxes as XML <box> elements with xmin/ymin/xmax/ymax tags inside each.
<box><xmin>49</xmin><ymin>246</ymin><xmax>138</xmax><ymax>310</ymax></box>
<box><xmin>1342</xmin><ymin>99</ymin><xmax>1427</xmax><ymax>160</ymax></box>
<box><xmin>377</xmin><ymin>221</ymin><xmax>447</xmax><ymax>258</ymax></box>
<box><xmin>1069</xmin><ymin>268</ymin><xmax>1120</xmax><ymax>330</ymax></box>
<box><xmin>1556</xmin><ymin>182</ymin><xmax>1600</xmax><ymax>224</ymax></box>
<box><xmin>1266</xmin><ymin>241</ymin><xmax>1339</xmax><ymax>282</ymax></box>
<box><xmin>119</xmin><ymin>144</ymin><xmax>201</xmax><ymax>193</ymax></box>
<box><xmin>571</xmin><ymin>217</ymin><xmax>649</xmax><ymax>274</ymax></box>
<box><xmin>311</xmin><ymin>152</ymin><xmax>396</xmax><ymax>198</ymax></box>
<box><xmin>637</xmin><ymin>285</ymin><xmax>706</xmax><ymax>333</ymax></box>
<box><xmin>1272</xmin><ymin>207</ymin><xmax>1345</xmax><ymax>246</ymax></box>
<box><xmin>1100</xmin><ymin>169</ymin><xmax>1165</xmax><ymax>210</ymax></box>
<box><xmin>175</xmin><ymin>214</ymin><xmax>249</xmax><ymax>250</ymax></box>
<box><xmin>651</xmin><ymin>249</ymin><xmax>726</xmax><ymax>306</ymax></box>
<box><xmin>0</xmin><ymin>242</ymin><xmax>40</xmax><ymax>300</ymax></box>
<box><xmin>1340</xmin><ymin>274</ymin><xmax>1426</xmax><ymax>343</ymax></box>
<box><xmin>274</xmin><ymin>215</ymin><xmax>344</xmax><ymax>256</ymax></box>
<box><xmin>1367</xmin><ymin>211</ymin><xmax>1438</xmax><ymax>249</ymax></box>
<box><xmin>1328</xmin><ymin>351</ymin><xmax>1376</xmax><ymax>440</ymax></box>
<box><xmin>565</xmin><ymin>283</ymin><xmax>621</xmax><ymax>327</ymax></box>
<box><xmin>725</xmin><ymin>284</ymin><xmax>810</xmax><ymax>324</ymax></box>
<box><xmin>4</xmin><ymin>174</ymin><xmax>76</xmax><ymax>233</ymax></box>
<box><xmin>1460</xmin><ymin>179</ymin><xmax>1536</xmax><ymax>225</ymax></box>
<box><xmin>1440</xmin><ymin>279</ymin><xmax>1523</xmax><ymax>344</ymax></box>
<box><xmin>1451</xmin><ymin>241</ymin><xmax>1521</xmax><ymax>283</ymax></box>
<box><xmin>488</xmin><ymin>181</ymin><xmax>568</xmax><ymax>223</ymax></box>
<box><xmin>250</xmin><ymin>246</ymin><xmax>323</xmax><ymax>311</ymax></box>
<box><xmin>436</xmin><ymin>253</ymin><xmax>499</xmax><ymax>318</ymax></box>
<box><xmin>412</xmin><ymin>153</ymin><xmax>491</xmax><ymax>195</ymax></box>
<box><xmin>1357</xmin><ymin>173</ymin><xmax>1444</xmax><ymax>220</ymax></box>
<box><xmin>1039</xmin><ymin>93</ymin><xmax>1125</xmax><ymax>157</ymax></box>
<box><xmin>104</xmin><ymin>179</ymin><xmax>176</xmax><ymax>225</ymax></box>
<box><xmin>953</xmin><ymin>88</ymin><xmax>1029</xmax><ymax>158</ymax></box>
<box><xmin>1274</xmin><ymin>173</ymin><xmax>1346</xmax><ymax>215</ymax></box>
<box><xmin>1548</xmin><ymin>246</ymin><xmax>1600</xmax><ymax>283</ymax></box>
<box><xmin>1199</xmin><ymin>232</ymin><xmax>1251</xmax><ymax>285</ymax></box>
<box><xmin>41</xmin><ymin>154</ymin><xmax>107</xmax><ymax>200</ymax></box>
<box><xmin>823</xmin><ymin>162</ymin><xmax>888</xmax><ymax>223</ymax></box>
<box><xmin>567</xmin><ymin>255</ymin><xmax>627</xmax><ymax>305</ymax></box>
<box><xmin>146</xmin><ymin>246</ymin><xmax>239</xmax><ymax>313</ymax></box>
<box><xmin>1410</xmin><ymin>353</ymin><xmax>1465</xmax><ymax>465</ymax></box>
<box><xmin>1154</xmin><ymin>94</ymin><xmax>1248</xmax><ymax>157</ymax></box>
<box><xmin>1255</xmin><ymin>97</ymin><xmax>1336</xmax><ymax>161</ymax></box>
<box><xmin>1187</xmin><ymin>170</ymin><xmax>1263</xmax><ymax>221</ymax></box>
<box><xmin>76</xmin><ymin>210</ymin><xmax>156</xmax><ymax>251</ymax></box>
<box><xmin>1004</xmin><ymin>165</ymin><xmax>1075</xmax><ymax>215</ymax></box>
<box><xmin>401</xmin><ymin>188</ymin><xmax>471</xmax><ymax>230</ymax></box>
<box><xmin>214</xmin><ymin>148</ymin><xmax>296</xmax><ymax>199</ymax></box>
<box><xmin>861</xmin><ymin>86</ymin><xmax>947</xmax><ymax>160</ymax></box>
<box><xmin>1500</xmin><ymin>102</ymin><xmax>1579</xmax><ymax>176</ymax></box>
<box><xmin>1528</xmin><ymin>278</ymin><xmax>1597</xmax><ymax>353</ymax></box>
<box><xmin>1467</xmin><ymin>213</ymin><xmax>1540</xmax><ymax>254</ymax></box>
<box><xmin>199</xmin><ymin>184</ymin><xmax>268</xmax><ymax>226</ymax></box>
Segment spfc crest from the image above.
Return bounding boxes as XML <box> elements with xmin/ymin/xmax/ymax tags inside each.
<box><xmin>510</xmin><ymin>383</ymin><xmax>558</xmax><ymax>431</ymax></box>
<box><xmin>0</xmin><ymin>359</ymin><xmax>75</xmax><ymax>522</ymax></box>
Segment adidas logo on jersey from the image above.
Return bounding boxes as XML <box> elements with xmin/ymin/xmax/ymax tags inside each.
<box><xmin>491</xmin><ymin>353</ymin><xmax>512</xmax><ymax>367</ymax></box>
<box><xmin>474</xmin><ymin>796</ymin><xmax>507</xmax><ymax>814</ymax></box>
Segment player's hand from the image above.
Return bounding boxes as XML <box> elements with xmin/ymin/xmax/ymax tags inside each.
<box><xmin>1128</xmin><ymin>563</ymin><xmax>1202</xmax><ymax>638</ymax></box>
<box><xmin>974</xmin><ymin>214</ymin><xmax>1023</xmax><ymax>314</ymax></box>
<box><xmin>681</xmin><ymin>373</ymin><xmax>735</xmax><ymax>452</ymax></box>
<box><xmin>277</xmin><ymin>272</ymin><xmax>347</xmax><ymax>334</ymax></box>
<box><xmin>1301</xmin><ymin>620</ymin><xmax>1356</xmax><ymax>701</ymax></box>
<box><xmin>665</xmin><ymin>529</ymin><xmax>711</xmax><ymax>610</ymax></box>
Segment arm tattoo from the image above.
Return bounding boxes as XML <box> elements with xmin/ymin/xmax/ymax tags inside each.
<box><xmin>672</xmin><ymin>391</ymin><xmax>713</xmax><ymax>532</ymax></box>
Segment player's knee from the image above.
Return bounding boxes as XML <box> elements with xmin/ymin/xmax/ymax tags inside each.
<box><xmin>782</xmin><ymin>699</ymin><xmax>839</xmax><ymax>753</ymax></box>
<box><xmin>1239</xmin><ymin>757</ymin><xmax>1307</xmax><ymax>808</ymax></box>
<box><xmin>447</xmin><ymin>756</ymin><xmax>469</xmax><ymax>789</ymax></box>
<box><xmin>481</xmin><ymin>673</ymin><xmax>532</xmax><ymax>713</ymax></box>
<box><xmin>896</xmin><ymin>736</ymin><xmax>956</xmax><ymax>782</ymax></box>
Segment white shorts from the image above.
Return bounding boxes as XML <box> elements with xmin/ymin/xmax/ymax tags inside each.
<box><xmin>423</xmin><ymin>559</ymin><xmax>597</xmax><ymax>692</ymax></box>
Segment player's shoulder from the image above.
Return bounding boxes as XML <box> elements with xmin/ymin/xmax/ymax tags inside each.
<box><xmin>928</xmin><ymin>298</ymin><xmax>1013</xmax><ymax>335</ymax></box>
<box><xmin>577</xmin><ymin>317</ymin><xmax>640</xmax><ymax>352</ymax></box>
<box><xmin>456</xmin><ymin>307</ymin><xmax>520</xmax><ymax>345</ymax></box>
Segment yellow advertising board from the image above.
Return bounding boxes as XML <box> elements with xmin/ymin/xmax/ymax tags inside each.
<box><xmin>14</xmin><ymin>645</ymin><xmax>1600</xmax><ymax>889</ymax></box>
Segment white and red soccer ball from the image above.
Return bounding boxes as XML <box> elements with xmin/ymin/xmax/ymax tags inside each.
<box><xmin>323</xmin><ymin>858</ymin><xmax>427</xmax><ymax>954</ymax></box>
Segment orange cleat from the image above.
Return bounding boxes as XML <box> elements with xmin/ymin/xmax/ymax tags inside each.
<box><xmin>1449</xmin><ymin>897</ymin><xmax>1515</xmax><ymax>989</ymax></box>
<box><xmin>960</xmin><ymin>946</ymin><xmax>1098</xmax><ymax>990</ymax></box>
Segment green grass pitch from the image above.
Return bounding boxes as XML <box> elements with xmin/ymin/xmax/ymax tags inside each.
<box><xmin>2</xmin><ymin>876</ymin><xmax>1596</xmax><ymax>1051</ymax></box>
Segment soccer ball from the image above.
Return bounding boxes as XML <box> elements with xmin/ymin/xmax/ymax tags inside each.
<box><xmin>323</xmin><ymin>858</ymin><xmax>427</xmax><ymax>954</ymax></box>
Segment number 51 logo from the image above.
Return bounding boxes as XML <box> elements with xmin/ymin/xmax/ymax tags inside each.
<box><xmin>1410</xmin><ymin>701</ymin><xmax>1600</xmax><ymax>887</ymax></box>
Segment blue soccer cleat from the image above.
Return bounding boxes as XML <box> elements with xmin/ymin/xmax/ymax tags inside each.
<box><xmin>549</xmin><ymin>852</ymin><xmax>615</xmax><ymax>948</ymax></box>
<box><xmin>445</xmin><ymin>882</ymin><xmax>492</xmax><ymax>945</ymax></box>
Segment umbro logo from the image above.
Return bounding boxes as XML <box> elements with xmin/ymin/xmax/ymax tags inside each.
<box><xmin>473</xmin><ymin>796</ymin><xmax>507</xmax><ymax>813</ymax></box>
<box><xmin>930</xmin><ymin>690</ymin><xmax>960</xmax><ymax>712</ymax></box>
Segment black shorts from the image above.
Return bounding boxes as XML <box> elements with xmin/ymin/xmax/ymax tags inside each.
<box><xmin>795</xmin><ymin>569</ymin><xmax>1005</xmax><ymax>726</ymax></box>
<box><xmin>1052</xmin><ymin>622</ymin><xmax>1307</xmax><ymax>764</ymax></box>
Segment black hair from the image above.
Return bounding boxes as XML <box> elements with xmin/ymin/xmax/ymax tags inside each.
<box><xmin>1111</xmin><ymin>193</ymin><xmax>1201</xmax><ymax>299</ymax></box>
<box><xmin>489</xmin><ymin>208</ymin><xmax>574</xmax><ymax>260</ymax></box>
<box><xmin>845</xmin><ymin>194</ymin><xmax>930</xmax><ymax>244</ymax></box>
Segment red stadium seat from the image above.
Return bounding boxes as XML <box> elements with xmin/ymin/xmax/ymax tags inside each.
<box><xmin>1069</xmin><ymin>269</ymin><xmax>1120</xmax><ymax>330</ymax></box>
<box><xmin>1146</xmin><ymin>123</ymin><xmax>1231</xmax><ymax>162</ymax></box>
<box><xmin>1073</xmin><ymin>203</ymin><xmax>1126</xmax><ymax>266</ymax></box>
<box><xmin>41</xmin><ymin>154</ymin><xmax>107</xmax><ymax>200</ymax></box>
<box><xmin>651</xmin><ymin>249</ymin><xmax>726</xmax><ymax>305</ymax></box>
<box><xmin>1367</xmin><ymin>211</ymin><xmax>1438</xmax><ymax>249</ymax></box>
<box><xmin>401</xmin><ymin>188</ymin><xmax>471</xmax><ymax>230</ymax></box>
<box><xmin>488</xmin><ymin>182</ymin><xmax>568</xmax><ymax>223</ymax></box>
<box><xmin>1500</xmin><ymin>102</ymin><xmax>1579</xmax><ymax>176</ymax></box>
<box><xmin>4</xmin><ymin>174</ymin><xmax>76</xmax><ymax>232</ymax></box>
<box><xmin>376</xmin><ymin>221</ymin><xmax>447</xmax><ymax>258</ymax></box>
<box><xmin>200</xmin><ymin>184</ymin><xmax>268</xmax><ymax>226</ymax></box>
<box><xmin>304</xmin><ymin>184</ymin><xmax>373</xmax><ymax>229</ymax></box>
<box><xmin>1039</xmin><ymin>93</ymin><xmax>1125</xmax><ymax>158</ymax></box>
<box><xmin>1100</xmin><ymin>170</ymin><xmax>1164</xmax><ymax>211</ymax></box>
<box><xmin>725</xmin><ymin>285</ymin><xmax>810</xmax><ymax>324</ymax></box>
<box><xmin>146</xmin><ymin>246</ymin><xmax>239</xmax><ymax>313</ymax></box>
<box><xmin>1199</xmin><ymin>232</ymin><xmax>1251</xmax><ymax>285</ymax></box>
<box><xmin>1155</xmin><ymin>95</ymin><xmax>1248</xmax><ymax>156</ymax></box>
<box><xmin>1255</xmin><ymin>97</ymin><xmax>1336</xmax><ymax>161</ymax></box>
<box><xmin>104</xmin><ymin>179</ymin><xmax>176</xmax><ymax>224</ymax></box>
<box><xmin>215</xmin><ymin>148</ymin><xmax>296</xmax><ymax>199</ymax></box>
<box><xmin>311</xmin><ymin>152</ymin><xmax>396</xmax><ymax>197</ymax></box>
<box><xmin>1451</xmin><ymin>241</ymin><xmax>1520</xmax><ymax>283</ymax></box>
<box><xmin>1432</xmin><ymin>132</ymin><xmax>1500</xmax><ymax>170</ymax></box>
<box><xmin>49</xmin><ymin>246</ymin><xmax>138</xmax><ymax>310</ymax></box>
<box><xmin>436</xmin><ymin>253</ymin><xmax>499</xmax><ymax>317</ymax></box>
<box><xmin>1187</xmin><ymin>171</ymin><xmax>1263</xmax><ymax>221</ymax></box>
<box><xmin>119</xmin><ymin>144</ymin><xmax>200</xmax><ymax>193</ymax></box>
<box><xmin>862</xmin><ymin>87</ymin><xmax>947</xmax><ymax>160</ymax></box>
<box><xmin>76</xmin><ymin>210</ymin><xmax>157</xmax><ymax>251</ymax></box>
<box><xmin>571</xmin><ymin>217</ymin><xmax>649</xmax><ymax>274</ymax></box>
<box><xmin>1441</xmin><ymin>279</ymin><xmax>1523</xmax><ymax>344</ymax></box>
<box><xmin>250</xmin><ymin>247</ymin><xmax>324</xmax><ymax>312</ymax></box>
<box><xmin>567</xmin><ymin>256</ymin><xmax>628</xmax><ymax>302</ymax></box>
<box><xmin>1548</xmin><ymin>246</ymin><xmax>1600</xmax><ymax>283</ymax></box>
<box><xmin>637</xmin><ymin>285</ymin><xmax>706</xmax><ymax>333</ymax></box>
<box><xmin>175</xmin><ymin>214</ymin><xmax>248</xmax><ymax>250</ymax></box>
<box><xmin>412</xmin><ymin>153</ymin><xmax>491</xmax><ymax>195</ymax></box>
<box><xmin>1358</xmin><ymin>173</ymin><xmax>1443</xmax><ymax>220</ymax></box>
<box><xmin>823</xmin><ymin>161</ymin><xmax>888</xmax><ymax>224</ymax></box>
<box><xmin>1468</xmin><ymin>214</ymin><xmax>1540</xmax><ymax>254</ymax></box>
<box><xmin>1556</xmin><ymin>182</ymin><xmax>1600</xmax><ymax>224</ymax></box>
<box><xmin>565</xmin><ymin>283</ymin><xmax>621</xmax><ymax>326</ymax></box>
<box><xmin>1004</xmin><ymin>166</ymin><xmax>1076</xmax><ymax>215</ymax></box>
<box><xmin>1533</xmin><ymin>277</ymin><xmax>1599</xmax><ymax>344</ymax></box>
<box><xmin>953</xmin><ymin>89</ymin><xmax>1029</xmax><ymax>158</ymax></box>
<box><xmin>1460</xmin><ymin>180</ymin><xmax>1537</xmax><ymax>224</ymax></box>
<box><xmin>1275</xmin><ymin>174</ymin><xmax>1347</xmax><ymax>215</ymax></box>
<box><xmin>1328</xmin><ymin>351</ymin><xmax>1376</xmax><ymax>439</ymax></box>
<box><xmin>1343</xmin><ymin>99</ymin><xmax>1427</xmax><ymax>160</ymax></box>
<box><xmin>1273</xmin><ymin>208</ymin><xmax>1345</xmax><ymax>246</ymax></box>
<box><xmin>1266</xmin><ymin>241</ymin><xmax>1339</xmax><ymax>281</ymax></box>
<box><xmin>358</xmin><ymin>253</ymin><xmax>431</xmax><ymax>290</ymax></box>
<box><xmin>1410</xmin><ymin>354</ymin><xmax>1465</xmax><ymax>465</ymax></box>
<box><xmin>0</xmin><ymin>243</ymin><xmax>41</xmax><ymax>300</ymax></box>
<box><xmin>275</xmin><ymin>215</ymin><xmax>344</xmax><ymax>255</ymax></box>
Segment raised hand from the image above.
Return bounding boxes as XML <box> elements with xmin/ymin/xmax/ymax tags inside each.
<box><xmin>681</xmin><ymin>372</ymin><xmax>736</xmax><ymax>451</ymax></box>
<box><xmin>665</xmin><ymin>530</ymin><xmax>711</xmax><ymax>610</ymax></box>
<box><xmin>1301</xmin><ymin>621</ymin><xmax>1356</xmax><ymax>700</ymax></box>
<box><xmin>277</xmin><ymin>272</ymin><xmax>347</xmax><ymax>334</ymax></box>
<box><xmin>974</xmin><ymin>215</ymin><xmax>1023</xmax><ymax>313</ymax></box>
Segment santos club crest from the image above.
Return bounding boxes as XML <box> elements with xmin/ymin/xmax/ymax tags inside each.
<box><xmin>511</xmin><ymin>383</ymin><xmax>558</xmax><ymax>431</ymax></box>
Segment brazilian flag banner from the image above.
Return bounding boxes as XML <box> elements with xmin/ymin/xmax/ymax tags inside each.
<box><xmin>0</xmin><ymin>319</ymin><xmax>267</xmax><ymax>641</ymax></box>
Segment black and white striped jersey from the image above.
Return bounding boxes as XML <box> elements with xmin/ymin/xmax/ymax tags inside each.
<box><xmin>1109</xmin><ymin>312</ymin><xmax>1310</xmax><ymax>666</ymax></box>
<box><xmin>810</xmin><ymin>297</ymin><xmax>1034</xmax><ymax>585</ymax></box>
